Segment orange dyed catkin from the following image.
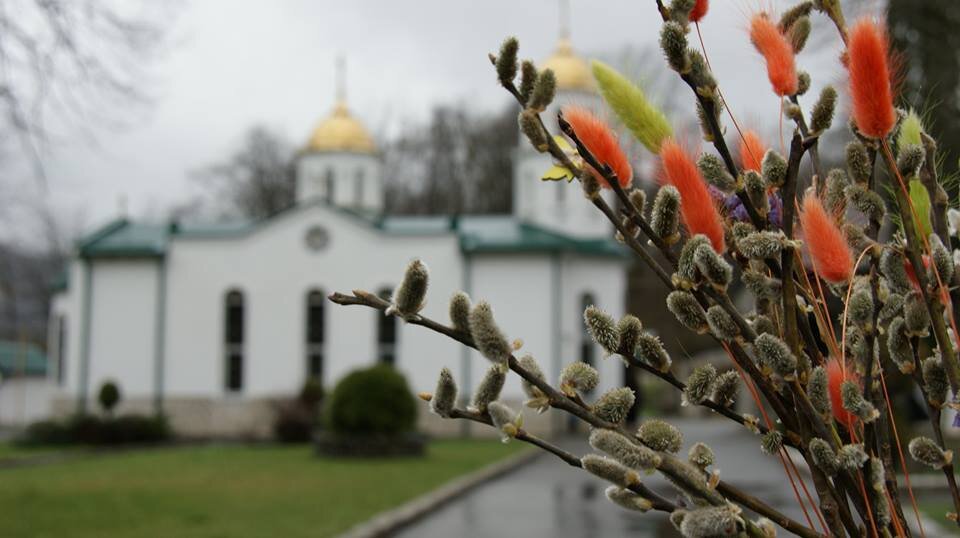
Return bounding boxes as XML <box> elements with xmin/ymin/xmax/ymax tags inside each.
<box><xmin>800</xmin><ymin>192</ymin><xmax>854</xmax><ymax>283</ymax></box>
<box><xmin>749</xmin><ymin>13</ymin><xmax>798</xmax><ymax>97</ymax></box>
<box><xmin>660</xmin><ymin>139</ymin><xmax>725</xmax><ymax>253</ymax></box>
<box><xmin>562</xmin><ymin>106</ymin><xmax>633</xmax><ymax>189</ymax></box>
<box><xmin>739</xmin><ymin>130</ymin><xmax>767</xmax><ymax>173</ymax></box>
<box><xmin>690</xmin><ymin>0</ymin><xmax>709</xmax><ymax>23</ymax></box>
<box><xmin>847</xmin><ymin>19</ymin><xmax>895</xmax><ymax>139</ymax></box>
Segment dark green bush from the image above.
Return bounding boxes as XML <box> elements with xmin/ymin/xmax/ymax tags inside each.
<box><xmin>324</xmin><ymin>365</ymin><xmax>416</xmax><ymax>436</ymax></box>
<box><xmin>20</xmin><ymin>414</ymin><xmax>169</xmax><ymax>446</ymax></box>
<box><xmin>273</xmin><ymin>403</ymin><xmax>314</xmax><ymax>443</ymax></box>
<box><xmin>298</xmin><ymin>378</ymin><xmax>325</xmax><ymax>408</ymax></box>
<box><xmin>98</xmin><ymin>380</ymin><xmax>121</xmax><ymax>414</ymax></box>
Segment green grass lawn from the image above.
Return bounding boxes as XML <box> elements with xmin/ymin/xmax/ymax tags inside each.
<box><xmin>0</xmin><ymin>439</ymin><xmax>527</xmax><ymax>538</ymax></box>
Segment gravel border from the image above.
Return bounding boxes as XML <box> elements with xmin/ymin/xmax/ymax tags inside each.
<box><xmin>335</xmin><ymin>447</ymin><xmax>542</xmax><ymax>538</ymax></box>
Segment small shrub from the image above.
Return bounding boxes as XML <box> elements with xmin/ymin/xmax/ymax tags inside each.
<box><xmin>20</xmin><ymin>414</ymin><xmax>169</xmax><ymax>446</ymax></box>
<box><xmin>273</xmin><ymin>402</ymin><xmax>314</xmax><ymax>443</ymax></box>
<box><xmin>98</xmin><ymin>381</ymin><xmax>121</xmax><ymax>415</ymax></box>
<box><xmin>21</xmin><ymin>419</ymin><xmax>70</xmax><ymax>446</ymax></box>
<box><xmin>324</xmin><ymin>364</ymin><xmax>416</xmax><ymax>436</ymax></box>
<box><xmin>298</xmin><ymin>378</ymin><xmax>325</xmax><ymax>408</ymax></box>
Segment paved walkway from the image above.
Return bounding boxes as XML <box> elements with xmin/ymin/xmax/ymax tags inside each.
<box><xmin>397</xmin><ymin>418</ymin><xmax>812</xmax><ymax>538</ymax></box>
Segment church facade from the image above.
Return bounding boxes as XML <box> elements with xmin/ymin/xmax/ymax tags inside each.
<box><xmin>46</xmin><ymin>38</ymin><xmax>629</xmax><ymax>437</ymax></box>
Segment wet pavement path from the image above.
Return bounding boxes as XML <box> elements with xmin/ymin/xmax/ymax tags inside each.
<box><xmin>396</xmin><ymin>418</ymin><xmax>812</xmax><ymax>538</ymax></box>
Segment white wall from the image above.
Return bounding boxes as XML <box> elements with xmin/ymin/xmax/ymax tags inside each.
<box><xmin>296</xmin><ymin>152</ymin><xmax>383</xmax><ymax>212</ymax></box>
<box><xmin>163</xmin><ymin>204</ymin><xmax>464</xmax><ymax>399</ymax></box>
<box><xmin>0</xmin><ymin>378</ymin><xmax>54</xmax><ymax>425</ymax></box>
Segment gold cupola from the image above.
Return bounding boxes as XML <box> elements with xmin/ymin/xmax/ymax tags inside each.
<box><xmin>542</xmin><ymin>36</ymin><xmax>594</xmax><ymax>92</ymax></box>
<box><xmin>305</xmin><ymin>57</ymin><xmax>376</xmax><ymax>154</ymax></box>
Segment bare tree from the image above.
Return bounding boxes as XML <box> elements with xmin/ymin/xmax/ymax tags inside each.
<box><xmin>194</xmin><ymin>125</ymin><xmax>296</xmax><ymax>220</ymax></box>
<box><xmin>0</xmin><ymin>0</ymin><xmax>174</xmax><ymax>172</ymax></box>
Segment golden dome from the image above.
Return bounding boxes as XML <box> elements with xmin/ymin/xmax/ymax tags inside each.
<box><xmin>542</xmin><ymin>37</ymin><xmax>594</xmax><ymax>92</ymax></box>
<box><xmin>306</xmin><ymin>100</ymin><xmax>376</xmax><ymax>154</ymax></box>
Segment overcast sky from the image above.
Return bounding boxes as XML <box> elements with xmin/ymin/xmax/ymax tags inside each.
<box><xmin>26</xmin><ymin>0</ymin><xmax>862</xmax><ymax>243</ymax></box>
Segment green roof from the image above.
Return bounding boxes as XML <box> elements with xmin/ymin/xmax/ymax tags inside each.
<box><xmin>0</xmin><ymin>341</ymin><xmax>48</xmax><ymax>377</ymax></box>
<box><xmin>73</xmin><ymin>202</ymin><xmax>627</xmax><ymax>261</ymax></box>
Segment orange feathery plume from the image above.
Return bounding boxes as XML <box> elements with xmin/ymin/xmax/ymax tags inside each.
<box><xmin>800</xmin><ymin>192</ymin><xmax>854</xmax><ymax>283</ymax></box>
<box><xmin>690</xmin><ymin>0</ymin><xmax>709</xmax><ymax>23</ymax></box>
<box><xmin>847</xmin><ymin>18</ymin><xmax>895</xmax><ymax>139</ymax></box>
<box><xmin>827</xmin><ymin>359</ymin><xmax>857</xmax><ymax>429</ymax></box>
<box><xmin>749</xmin><ymin>13</ymin><xmax>798</xmax><ymax>97</ymax></box>
<box><xmin>562</xmin><ymin>106</ymin><xmax>633</xmax><ymax>189</ymax></box>
<box><xmin>739</xmin><ymin>130</ymin><xmax>767</xmax><ymax>173</ymax></box>
<box><xmin>660</xmin><ymin>138</ymin><xmax>725</xmax><ymax>253</ymax></box>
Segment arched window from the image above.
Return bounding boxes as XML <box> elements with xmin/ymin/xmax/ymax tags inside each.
<box><xmin>377</xmin><ymin>287</ymin><xmax>397</xmax><ymax>365</ymax></box>
<box><xmin>325</xmin><ymin>168</ymin><xmax>335</xmax><ymax>203</ymax></box>
<box><xmin>579</xmin><ymin>293</ymin><xmax>596</xmax><ymax>394</ymax></box>
<box><xmin>354</xmin><ymin>168</ymin><xmax>365</xmax><ymax>207</ymax></box>
<box><xmin>305</xmin><ymin>289</ymin><xmax>325</xmax><ymax>382</ymax></box>
<box><xmin>224</xmin><ymin>290</ymin><xmax>245</xmax><ymax>392</ymax></box>
<box><xmin>55</xmin><ymin>315</ymin><xmax>67</xmax><ymax>385</ymax></box>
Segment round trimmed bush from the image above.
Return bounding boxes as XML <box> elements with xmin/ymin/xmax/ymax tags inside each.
<box><xmin>98</xmin><ymin>380</ymin><xmax>121</xmax><ymax>414</ymax></box>
<box><xmin>324</xmin><ymin>365</ymin><xmax>416</xmax><ymax>436</ymax></box>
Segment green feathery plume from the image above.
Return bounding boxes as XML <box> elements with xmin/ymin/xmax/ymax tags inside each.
<box><xmin>908</xmin><ymin>179</ymin><xmax>933</xmax><ymax>238</ymax></box>
<box><xmin>591</xmin><ymin>60</ymin><xmax>673</xmax><ymax>154</ymax></box>
<box><xmin>898</xmin><ymin>109</ymin><xmax>924</xmax><ymax>152</ymax></box>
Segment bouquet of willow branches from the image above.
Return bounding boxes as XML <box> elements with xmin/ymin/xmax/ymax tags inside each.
<box><xmin>332</xmin><ymin>1</ymin><xmax>960</xmax><ymax>536</ymax></box>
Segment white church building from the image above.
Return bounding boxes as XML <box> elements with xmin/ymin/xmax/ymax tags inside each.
<box><xmin>44</xmin><ymin>36</ymin><xmax>629</xmax><ymax>437</ymax></box>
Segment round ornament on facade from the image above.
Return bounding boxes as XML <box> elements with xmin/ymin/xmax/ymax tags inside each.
<box><xmin>305</xmin><ymin>225</ymin><xmax>331</xmax><ymax>251</ymax></box>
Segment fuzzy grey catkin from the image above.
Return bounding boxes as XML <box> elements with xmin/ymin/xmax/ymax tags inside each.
<box><xmin>737</xmin><ymin>231</ymin><xmax>784</xmax><ymax>259</ymax></box>
<box><xmin>744</xmin><ymin>171</ymin><xmax>768</xmax><ymax>215</ymax></box>
<box><xmin>669</xmin><ymin>0</ymin><xmax>697</xmax><ymax>24</ymax></box>
<box><xmin>809</xmin><ymin>85</ymin><xmax>837</xmax><ymax>134</ymax></box>
<box><xmin>472</xmin><ymin>362</ymin><xmax>507</xmax><ymax>413</ymax></box>
<box><xmin>761</xmin><ymin>150</ymin><xmax>787</xmax><ymax>187</ymax></box>
<box><xmin>581</xmin><ymin>454</ymin><xmax>640</xmax><ymax>488</ymax></box>
<box><xmin>560</xmin><ymin>361</ymin><xmax>599</xmax><ymax>394</ymax></box>
<box><xmin>741</xmin><ymin>270</ymin><xmax>781</xmax><ymax>299</ymax></box>
<box><xmin>760</xmin><ymin>431</ymin><xmax>784</xmax><ymax>455</ymax></box>
<box><xmin>845</xmin><ymin>223</ymin><xmax>874</xmax><ymax>255</ymax></box>
<box><xmin>846</xmin><ymin>141</ymin><xmax>872</xmax><ymax>184</ymax></box>
<box><xmin>687</xmin><ymin>50</ymin><xmax>716</xmax><ymax>92</ymax></box>
<box><xmin>779</xmin><ymin>0</ymin><xmax>814</xmax><ymax>30</ymax></box>
<box><xmin>616</xmin><ymin>315</ymin><xmax>643</xmax><ymax>357</ymax></box>
<box><xmin>594</xmin><ymin>387</ymin><xmax>636</xmax><ymax>424</ymax></box>
<box><xmin>605</xmin><ymin>486</ymin><xmax>653</xmax><ymax>512</ymax></box>
<box><xmin>837</xmin><ymin>443</ymin><xmax>868</xmax><ymax>471</ymax></box>
<box><xmin>518</xmin><ymin>60</ymin><xmax>537</xmax><ymax>105</ymax></box>
<box><xmin>809</xmin><ymin>438</ymin><xmax>840</xmax><ymax>475</ymax></box>
<box><xmin>698</xmin><ymin>153</ymin><xmax>736</xmax><ymax>192</ymax></box>
<box><xmin>528</xmin><ymin>69</ymin><xmax>556</xmax><ymax>112</ymax></box>
<box><xmin>487</xmin><ymin>401</ymin><xmax>520</xmax><ymax>440</ymax></box>
<box><xmin>845</xmin><ymin>183</ymin><xmax>886</xmax><ymax>223</ymax></box>
<box><xmin>869</xmin><ymin>458</ymin><xmax>892</xmax><ymax>526</ymax></box>
<box><xmin>660</xmin><ymin>21</ymin><xmax>690</xmax><ymax>73</ymax></box>
<box><xmin>841</xmin><ymin>380</ymin><xmax>879</xmax><ymax>422</ymax></box>
<box><xmin>694</xmin><ymin>244</ymin><xmax>732</xmax><ymax>290</ymax></box>
<box><xmin>589</xmin><ymin>428</ymin><xmax>662</xmax><ymax>471</ymax></box>
<box><xmin>898</xmin><ymin>143</ymin><xmax>925</xmax><ymax>176</ymax></box>
<box><xmin>710</xmin><ymin>370</ymin><xmax>740</xmax><ymax>407</ymax></box>
<box><xmin>824</xmin><ymin>169</ymin><xmax>849</xmax><ymax>213</ymax></box>
<box><xmin>584</xmin><ymin>305</ymin><xmax>620</xmax><ymax>355</ymax></box>
<box><xmin>628</xmin><ymin>189</ymin><xmax>647</xmax><ymax>215</ymax></box>
<box><xmin>675</xmin><ymin>235</ymin><xmax>711</xmax><ymax>289</ymax></box>
<box><xmin>494</xmin><ymin>37</ymin><xmax>519</xmax><ymax>86</ymax></box>
<box><xmin>789</xmin><ymin>15</ymin><xmax>812</xmax><ymax>52</ymax></box>
<box><xmin>880</xmin><ymin>249</ymin><xmax>912</xmax><ymax>293</ymax></box>
<box><xmin>667</xmin><ymin>291</ymin><xmax>709</xmax><ymax>334</ymax></box>
<box><xmin>929</xmin><ymin>233</ymin><xmax>954</xmax><ymax>283</ymax></box>
<box><xmin>754</xmin><ymin>333</ymin><xmax>798</xmax><ymax>379</ymax></box>
<box><xmin>877</xmin><ymin>293</ymin><xmax>904</xmax><ymax>326</ymax></box>
<box><xmin>518</xmin><ymin>110</ymin><xmax>548</xmax><ymax>151</ymax></box>
<box><xmin>904</xmin><ymin>291</ymin><xmax>930</xmax><ymax>336</ymax></box>
<box><xmin>637</xmin><ymin>333</ymin><xmax>672</xmax><ymax>372</ymax></box>
<box><xmin>651</xmin><ymin>185</ymin><xmax>682</xmax><ymax>244</ymax></box>
<box><xmin>847</xmin><ymin>284</ymin><xmax>874</xmax><ymax>331</ymax></box>
<box><xmin>685</xmin><ymin>364</ymin><xmax>717</xmax><ymax>405</ymax></box>
<box><xmin>679</xmin><ymin>506</ymin><xmax>743</xmax><ymax>538</ymax></box>
<box><xmin>637</xmin><ymin>419</ymin><xmax>683</xmax><ymax>453</ymax></box>
<box><xmin>730</xmin><ymin>221</ymin><xmax>756</xmax><ymax>244</ymax></box>
<box><xmin>751</xmin><ymin>314</ymin><xmax>776</xmax><ymax>336</ymax></box>
<box><xmin>908</xmin><ymin>436</ymin><xmax>953</xmax><ymax>469</ymax></box>
<box><xmin>887</xmin><ymin>317</ymin><xmax>915</xmax><ymax>374</ymax></box>
<box><xmin>688</xmin><ymin>442</ymin><xmax>715</xmax><ymax>470</ymax></box>
<box><xmin>706</xmin><ymin>306</ymin><xmax>740</xmax><ymax>340</ymax></box>
<box><xmin>796</xmin><ymin>70</ymin><xmax>811</xmax><ymax>95</ymax></box>
<box><xmin>808</xmin><ymin>366</ymin><xmax>832</xmax><ymax>418</ymax></box>
<box><xmin>430</xmin><ymin>367</ymin><xmax>458</xmax><ymax>417</ymax></box>
<box><xmin>449</xmin><ymin>292</ymin><xmax>472</xmax><ymax>333</ymax></box>
<box><xmin>390</xmin><ymin>259</ymin><xmax>429</xmax><ymax>319</ymax></box>
<box><xmin>469</xmin><ymin>301</ymin><xmax>512</xmax><ymax>363</ymax></box>
<box><xmin>922</xmin><ymin>355</ymin><xmax>948</xmax><ymax>407</ymax></box>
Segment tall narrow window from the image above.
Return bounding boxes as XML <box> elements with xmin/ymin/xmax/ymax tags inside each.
<box><xmin>377</xmin><ymin>287</ymin><xmax>397</xmax><ymax>365</ymax></box>
<box><xmin>354</xmin><ymin>169</ymin><xmax>365</xmax><ymax>207</ymax></box>
<box><xmin>306</xmin><ymin>289</ymin><xmax>325</xmax><ymax>382</ymax></box>
<box><xmin>325</xmin><ymin>169</ymin><xmax>335</xmax><ymax>203</ymax></box>
<box><xmin>56</xmin><ymin>315</ymin><xmax>67</xmax><ymax>385</ymax></box>
<box><xmin>224</xmin><ymin>290</ymin><xmax>244</xmax><ymax>392</ymax></box>
<box><xmin>579</xmin><ymin>293</ymin><xmax>596</xmax><ymax>394</ymax></box>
